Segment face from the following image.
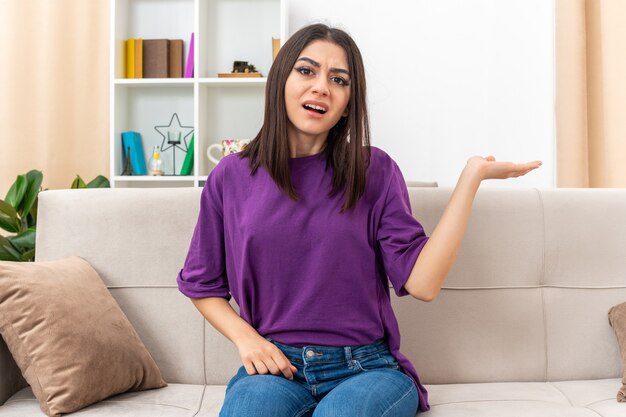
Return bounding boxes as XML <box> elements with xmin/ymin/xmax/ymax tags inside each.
<box><xmin>284</xmin><ymin>40</ymin><xmax>351</xmax><ymax>145</ymax></box>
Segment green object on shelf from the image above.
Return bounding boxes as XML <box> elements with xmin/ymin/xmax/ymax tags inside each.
<box><xmin>180</xmin><ymin>134</ymin><xmax>194</xmax><ymax>175</ymax></box>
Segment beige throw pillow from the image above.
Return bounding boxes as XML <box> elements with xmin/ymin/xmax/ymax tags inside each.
<box><xmin>608</xmin><ymin>301</ymin><xmax>626</xmax><ymax>402</ymax></box>
<box><xmin>0</xmin><ymin>256</ymin><xmax>167</xmax><ymax>417</ymax></box>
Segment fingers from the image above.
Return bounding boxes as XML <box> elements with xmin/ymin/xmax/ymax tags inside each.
<box><xmin>478</xmin><ymin>157</ymin><xmax>542</xmax><ymax>180</ymax></box>
<box><xmin>243</xmin><ymin>361</ymin><xmax>257</xmax><ymax>376</ymax></box>
<box><xmin>243</xmin><ymin>345</ymin><xmax>298</xmax><ymax>381</ymax></box>
<box><xmin>510</xmin><ymin>163</ymin><xmax>541</xmax><ymax>178</ymax></box>
<box><xmin>509</xmin><ymin>160</ymin><xmax>542</xmax><ymax>176</ymax></box>
<box><xmin>260</xmin><ymin>351</ymin><xmax>294</xmax><ymax>380</ymax></box>
<box><xmin>526</xmin><ymin>160</ymin><xmax>542</xmax><ymax>168</ymax></box>
<box><xmin>523</xmin><ymin>160</ymin><xmax>543</xmax><ymax>173</ymax></box>
<box><xmin>271</xmin><ymin>352</ymin><xmax>298</xmax><ymax>380</ymax></box>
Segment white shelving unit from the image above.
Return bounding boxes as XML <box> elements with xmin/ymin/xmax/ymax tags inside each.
<box><xmin>110</xmin><ymin>0</ymin><xmax>288</xmax><ymax>188</ymax></box>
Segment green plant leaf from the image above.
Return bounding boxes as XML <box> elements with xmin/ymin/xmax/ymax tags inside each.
<box><xmin>9</xmin><ymin>229</ymin><xmax>36</xmax><ymax>251</ymax></box>
<box><xmin>0</xmin><ymin>249</ymin><xmax>20</xmax><ymax>261</ymax></box>
<box><xmin>26</xmin><ymin>195</ymin><xmax>38</xmax><ymax>228</ymax></box>
<box><xmin>86</xmin><ymin>175</ymin><xmax>111</xmax><ymax>188</ymax></box>
<box><xmin>0</xmin><ymin>199</ymin><xmax>18</xmax><ymax>219</ymax></box>
<box><xmin>0</xmin><ymin>200</ymin><xmax>20</xmax><ymax>232</ymax></box>
<box><xmin>20</xmin><ymin>248</ymin><xmax>35</xmax><ymax>262</ymax></box>
<box><xmin>5</xmin><ymin>174</ymin><xmax>27</xmax><ymax>208</ymax></box>
<box><xmin>0</xmin><ymin>235</ymin><xmax>21</xmax><ymax>261</ymax></box>
<box><xmin>71</xmin><ymin>175</ymin><xmax>87</xmax><ymax>189</ymax></box>
<box><xmin>18</xmin><ymin>170</ymin><xmax>43</xmax><ymax>219</ymax></box>
<box><xmin>0</xmin><ymin>213</ymin><xmax>19</xmax><ymax>233</ymax></box>
<box><xmin>0</xmin><ymin>199</ymin><xmax>20</xmax><ymax>232</ymax></box>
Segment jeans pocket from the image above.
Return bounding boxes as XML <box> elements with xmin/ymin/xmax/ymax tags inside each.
<box><xmin>355</xmin><ymin>351</ymin><xmax>399</xmax><ymax>371</ymax></box>
<box><xmin>379</xmin><ymin>351</ymin><xmax>400</xmax><ymax>368</ymax></box>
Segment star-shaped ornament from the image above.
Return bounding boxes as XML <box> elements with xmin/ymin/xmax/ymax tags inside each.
<box><xmin>154</xmin><ymin>113</ymin><xmax>194</xmax><ymax>175</ymax></box>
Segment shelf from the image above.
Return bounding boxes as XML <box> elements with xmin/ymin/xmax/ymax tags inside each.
<box><xmin>113</xmin><ymin>176</ymin><xmax>194</xmax><ymax>182</ymax></box>
<box><xmin>113</xmin><ymin>78</ymin><xmax>266</xmax><ymax>87</ymax></box>
<box><xmin>197</xmin><ymin>78</ymin><xmax>267</xmax><ymax>87</ymax></box>
<box><xmin>114</xmin><ymin>79</ymin><xmax>195</xmax><ymax>87</ymax></box>
<box><xmin>110</xmin><ymin>0</ymin><xmax>287</xmax><ymax>189</ymax></box>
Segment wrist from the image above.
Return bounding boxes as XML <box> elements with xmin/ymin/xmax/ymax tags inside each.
<box><xmin>461</xmin><ymin>164</ymin><xmax>485</xmax><ymax>184</ymax></box>
<box><xmin>231</xmin><ymin>325</ymin><xmax>261</xmax><ymax>346</ymax></box>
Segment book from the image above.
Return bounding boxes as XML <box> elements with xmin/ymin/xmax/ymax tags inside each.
<box><xmin>121</xmin><ymin>131</ymin><xmax>147</xmax><ymax>175</ymax></box>
<box><xmin>272</xmin><ymin>38</ymin><xmax>280</xmax><ymax>61</ymax></box>
<box><xmin>180</xmin><ymin>133</ymin><xmax>194</xmax><ymax>175</ymax></box>
<box><xmin>143</xmin><ymin>39</ymin><xmax>169</xmax><ymax>78</ymax></box>
<box><xmin>126</xmin><ymin>38</ymin><xmax>135</xmax><ymax>78</ymax></box>
<box><xmin>168</xmin><ymin>39</ymin><xmax>183</xmax><ymax>78</ymax></box>
<box><xmin>184</xmin><ymin>32</ymin><xmax>194</xmax><ymax>78</ymax></box>
<box><xmin>134</xmin><ymin>38</ymin><xmax>143</xmax><ymax>78</ymax></box>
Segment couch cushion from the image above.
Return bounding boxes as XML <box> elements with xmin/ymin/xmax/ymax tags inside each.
<box><xmin>393</xmin><ymin>289</ymin><xmax>547</xmax><ymax>384</ymax></box>
<box><xmin>425</xmin><ymin>378</ymin><xmax>623</xmax><ymax>417</ymax></box>
<box><xmin>6</xmin><ymin>380</ymin><xmax>620</xmax><ymax>417</ymax></box>
<box><xmin>404</xmin><ymin>188</ymin><xmax>626</xmax><ymax>384</ymax></box>
<box><xmin>1</xmin><ymin>384</ymin><xmax>205</xmax><ymax>417</ymax></box>
<box><xmin>544</xmin><ymin>288</ymin><xmax>626</xmax><ymax>381</ymax></box>
<box><xmin>196</xmin><ymin>386</ymin><xmax>228</xmax><ymax>417</ymax></box>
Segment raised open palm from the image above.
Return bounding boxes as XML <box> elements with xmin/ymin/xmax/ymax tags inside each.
<box><xmin>466</xmin><ymin>155</ymin><xmax>542</xmax><ymax>180</ymax></box>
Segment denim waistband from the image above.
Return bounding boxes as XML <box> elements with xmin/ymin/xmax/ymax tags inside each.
<box><xmin>265</xmin><ymin>337</ymin><xmax>391</xmax><ymax>364</ymax></box>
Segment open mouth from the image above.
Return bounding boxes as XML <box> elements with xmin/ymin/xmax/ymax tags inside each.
<box><xmin>303</xmin><ymin>103</ymin><xmax>327</xmax><ymax>114</ymax></box>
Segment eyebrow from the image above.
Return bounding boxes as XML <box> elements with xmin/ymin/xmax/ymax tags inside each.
<box><xmin>296</xmin><ymin>57</ymin><xmax>351</xmax><ymax>77</ymax></box>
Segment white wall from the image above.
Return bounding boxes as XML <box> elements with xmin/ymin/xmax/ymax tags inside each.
<box><xmin>288</xmin><ymin>0</ymin><xmax>555</xmax><ymax>188</ymax></box>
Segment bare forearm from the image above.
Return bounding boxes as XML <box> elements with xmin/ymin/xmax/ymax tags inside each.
<box><xmin>191</xmin><ymin>296</ymin><xmax>299</xmax><ymax>379</ymax></box>
<box><xmin>190</xmin><ymin>297</ymin><xmax>259</xmax><ymax>345</ymax></box>
<box><xmin>404</xmin><ymin>166</ymin><xmax>482</xmax><ymax>301</ymax></box>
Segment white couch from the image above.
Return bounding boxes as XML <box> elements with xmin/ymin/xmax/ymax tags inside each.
<box><xmin>1</xmin><ymin>186</ymin><xmax>625</xmax><ymax>416</ymax></box>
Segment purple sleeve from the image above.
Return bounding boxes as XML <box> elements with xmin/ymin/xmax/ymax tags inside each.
<box><xmin>376</xmin><ymin>160</ymin><xmax>430</xmax><ymax>297</ymax></box>
<box><xmin>177</xmin><ymin>165</ymin><xmax>231</xmax><ymax>300</ymax></box>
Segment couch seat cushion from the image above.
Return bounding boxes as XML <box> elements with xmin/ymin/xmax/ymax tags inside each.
<box><xmin>1</xmin><ymin>384</ymin><xmax>206</xmax><ymax>417</ymax></box>
<box><xmin>426</xmin><ymin>378</ymin><xmax>624</xmax><ymax>416</ymax></box>
<box><xmin>3</xmin><ymin>379</ymin><xmax>624</xmax><ymax>416</ymax></box>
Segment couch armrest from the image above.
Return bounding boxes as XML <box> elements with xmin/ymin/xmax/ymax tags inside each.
<box><xmin>0</xmin><ymin>338</ymin><xmax>27</xmax><ymax>405</ymax></box>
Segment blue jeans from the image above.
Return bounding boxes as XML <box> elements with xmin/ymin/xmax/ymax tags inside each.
<box><xmin>219</xmin><ymin>337</ymin><xmax>419</xmax><ymax>417</ymax></box>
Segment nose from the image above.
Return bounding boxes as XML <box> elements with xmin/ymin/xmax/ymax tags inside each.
<box><xmin>311</xmin><ymin>76</ymin><xmax>330</xmax><ymax>96</ymax></box>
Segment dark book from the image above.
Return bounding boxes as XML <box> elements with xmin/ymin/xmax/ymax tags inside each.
<box><xmin>168</xmin><ymin>39</ymin><xmax>184</xmax><ymax>78</ymax></box>
<box><xmin>143</xmin><ymin>39</ymin><xmax>168</xmax><ymax>78</ymax></box>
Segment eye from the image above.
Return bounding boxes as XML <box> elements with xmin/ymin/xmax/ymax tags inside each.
<box><xmin>332</xmin><ymin>76</ymin><xmax>350</xmax><ymax>86</ymax></box>
<box><xmin>295</xmin><ymin>66</ymin><xmax>313</xmax><ymax>76</ymax></box>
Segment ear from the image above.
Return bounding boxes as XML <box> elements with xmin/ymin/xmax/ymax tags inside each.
<box><xmin>342</xmin><ymin>108</ymin><xmax>349</xmax><ymax>117</ymax></box>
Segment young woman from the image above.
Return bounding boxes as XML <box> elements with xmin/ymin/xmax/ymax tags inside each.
<box><xmin>177</xmin><ymin>23</ymin><xmax>542</xmax><ymax>416</ymax></box>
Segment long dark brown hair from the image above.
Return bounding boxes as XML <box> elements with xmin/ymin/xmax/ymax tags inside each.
<box><xmin>238</xmin><ymin>23</ymin><xmax>371</xmax><ymax>214</ymax></box>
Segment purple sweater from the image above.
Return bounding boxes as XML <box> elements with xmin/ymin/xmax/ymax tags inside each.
<box><xmin>177</xmin><ymin>146</ymin><xmax>431</xmax><ymax>411</ymax></box>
